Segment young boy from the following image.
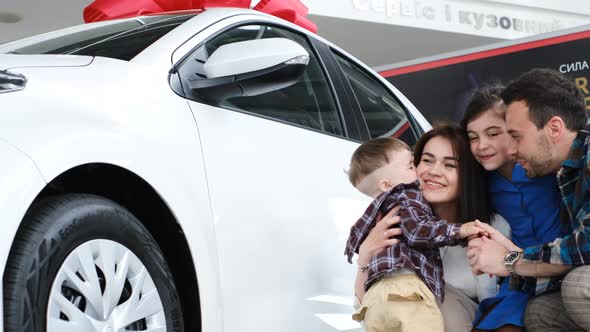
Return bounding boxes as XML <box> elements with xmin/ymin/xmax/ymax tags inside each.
<box><xmin>344</xmin><ymin>137</ymin><xmax>484</xmax><ymax>332</ymax></box>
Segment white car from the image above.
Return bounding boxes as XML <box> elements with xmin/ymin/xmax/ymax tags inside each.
<box><xmin>0</xmin><ymin>7</ymin><xmax>429</xmax><ymax>332</ymax></box>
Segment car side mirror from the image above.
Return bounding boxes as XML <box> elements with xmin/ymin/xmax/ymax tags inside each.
<box><xmin>186</xmin><ymin>38</ymin><xmax>309</xmax><ymax>101</ymax></box>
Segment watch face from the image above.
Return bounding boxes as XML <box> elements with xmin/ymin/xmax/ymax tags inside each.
<box><xmin>504</xmin><ymin>251</ymin><xmax>519</xmax><ymax>263</ymax></box>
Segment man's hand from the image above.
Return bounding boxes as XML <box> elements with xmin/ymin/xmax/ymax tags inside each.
<box><xmin>358</xmin><ymin>207</ymin><xmax>401</xmax><ymax>265</ymax></box>
<box><xmin>467</xmin><ymin>236</ymin><xmax>511</xmax><ymax>277</ymax></box>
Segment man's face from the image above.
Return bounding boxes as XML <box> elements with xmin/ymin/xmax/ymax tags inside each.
<box><xmin>505</xmin><ymin>100</ymin><xmax>554</xmax><ymax>177</ymax></box>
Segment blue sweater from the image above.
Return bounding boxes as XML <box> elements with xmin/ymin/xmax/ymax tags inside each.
<box><xmin>488</xmin><ymin>163</ymin><xmax>561</xmax><ymax>248</ymax></box>
<box><xmin>474</xmin><ymin>163</ymin><xmax>562</xmax><ymax>329</ymax></box>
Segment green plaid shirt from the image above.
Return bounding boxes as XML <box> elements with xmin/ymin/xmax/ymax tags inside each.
<box><xmin>521</xmin><ymin>124</ymin><xmax>590</xmax><ymax>295</ymax></box>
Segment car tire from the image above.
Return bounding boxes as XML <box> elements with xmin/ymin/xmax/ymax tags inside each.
<box><xmin>3</xmin><ymin>194</ymin><xmax>184</xmax><ymax>332</ymax></box>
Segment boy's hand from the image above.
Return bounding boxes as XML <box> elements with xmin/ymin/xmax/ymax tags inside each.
<box><xmin>459</xmin><ymin>220</ymin><xmax>486</xmax><ymax>239</ymax></box>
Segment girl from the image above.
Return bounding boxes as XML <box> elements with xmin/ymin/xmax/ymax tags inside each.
<box><xmin>461</xmin><ymin>86</ymin><xmax>561</xmax><ymax>332</ymax></box>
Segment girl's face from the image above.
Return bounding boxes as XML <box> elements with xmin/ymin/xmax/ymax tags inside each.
<box><xmin>466</xmin><ymin>108</ymin><xmax>515</xmax><ymax>172</ymax></box>
<box><xmin>416</xmin><ymin>136</ymin><xmax>459</xmax><ymax>205</ymax></box>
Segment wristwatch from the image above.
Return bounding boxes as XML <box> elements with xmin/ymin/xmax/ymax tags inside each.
<box><xmin>503</xmin><ymin>251</ymin><xmax>522</xmax><ymax>276</ymax></box>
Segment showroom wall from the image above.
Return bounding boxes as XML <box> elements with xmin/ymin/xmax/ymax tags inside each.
<box><xmin>1</xmin><ymin>0</ymin><xmax>590</xmax><ymax>66</ymax></box>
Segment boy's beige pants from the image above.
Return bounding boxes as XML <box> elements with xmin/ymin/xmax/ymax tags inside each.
<box><xmin>353</xmin><ymin>274</ymin><xmax>444</xmax><ymax>332</ymax></box>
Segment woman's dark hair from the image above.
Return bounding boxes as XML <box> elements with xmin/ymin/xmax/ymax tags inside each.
<box><xmin>460</xmin><ymin>85</ymin><xmax>505</xmax><ymax>130</ymax></box>
<box><xmin>414</xmin><ymin>123</ymin><xmax>492</xmax><ymax>224</ymax></box>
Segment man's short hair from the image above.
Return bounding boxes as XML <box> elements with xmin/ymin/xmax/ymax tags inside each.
<box><xmin>501</xmin><ymin>68</ymin><xmax>587</xmax><ymax>131</ymax></box>
<box><xmin>348</xmin><ymin>137</ymin><xmax>410</xmax><ymax>187</ymax></box>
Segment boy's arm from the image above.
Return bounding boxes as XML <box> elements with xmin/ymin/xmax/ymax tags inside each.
<box><xmin>398</xmin><ymin>191</ymin><xmax>468</xmax><ymax>248</ymax></box>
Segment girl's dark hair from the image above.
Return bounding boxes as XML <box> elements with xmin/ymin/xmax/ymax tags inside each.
<box><xmin>460</xmin><ymin>85</ymin><xmax>504</xmax><ymax>130</ymax></box>
<box><xmin>414</xmin><ymin>123</ymin><xmax>492</xmax><ymax>224</ymax></box>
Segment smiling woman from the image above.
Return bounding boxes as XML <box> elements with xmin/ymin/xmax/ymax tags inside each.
<box><xmin>414</xmin><ymin>124</ymin><xmax>491</xmax><ymax>225</ymax></box>
<box><xmin>413</xmin><ymin>124</ymin><xmax>505</xmax><ymax>332</ymax></box>
<box><xmin>416</xmin><ymin>135</ymin><xmax>460</xmax><ymax>208</ymax></box>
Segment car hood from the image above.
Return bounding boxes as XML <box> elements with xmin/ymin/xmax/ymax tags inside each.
<box><xmin>0</xmin><ymin>54</ymin><xmax>93</xmax><ymax>70</ymax></box>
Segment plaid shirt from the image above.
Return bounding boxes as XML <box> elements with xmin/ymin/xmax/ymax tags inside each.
<box><xmin>344</xmin><ymin>181</ymin><xmax>463</xmax><ymax>301</ymax></box>
<box><xmin>522</xmin><ymin>124</ymin><xmax>590</xmax><ymax>295</ymax></box>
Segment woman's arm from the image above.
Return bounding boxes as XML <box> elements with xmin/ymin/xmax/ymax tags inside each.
<box><xmin>353</xmin><ymin>208</ymin><xmax>401</xmax><ymax>301</ymax></box>
<box><xmin>354</xmin><ymin>259</ymin><xmax>369</xmax><ymax>303</ymax></box>
<box><xmin>472</xmin><ymin>215</ymin><xmax>509</xmax><ymax>301</ymax></box>
<box><xmin>490</xmin><ymin>214</ymin><xmax>511</xmax><ymax>239</ymax></box>
<box><xmin>475</xmin><ymin>273</ymin><xmax>499</xmax><ymax>302</ymax></box>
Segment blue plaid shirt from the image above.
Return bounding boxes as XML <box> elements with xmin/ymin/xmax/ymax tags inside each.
<box><xmin>522</xmin><ymin>124</ymin><xmax>590</xmax><ymax>295</ymax></box>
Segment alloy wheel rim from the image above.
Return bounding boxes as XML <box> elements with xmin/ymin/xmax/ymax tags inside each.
<box><xmin>47</xmin><ymin>239</ymin><xmax>167</xmax><ymax>332</ymax></box>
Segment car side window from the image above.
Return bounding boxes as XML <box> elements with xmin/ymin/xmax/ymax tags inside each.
<box><xmin>333</xmin><ymin>52</ymin><xmax>417</xmax><ymax>146</ymax></box>
<box><xmin>178</xmin><ymin>25</ymin><xmax>344</xmax><ymax>137</ymax></box>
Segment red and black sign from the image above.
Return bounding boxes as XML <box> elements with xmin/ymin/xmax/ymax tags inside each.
<box><xmin>381</xmin><ymin>29</ymin><xmax>590</xmax><ymax>123</ymax></box>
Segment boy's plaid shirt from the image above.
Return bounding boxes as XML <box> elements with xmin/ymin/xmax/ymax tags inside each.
<box><xmin>344</xmin><ymin>181</ymin><xmax>463</xmax><ymax>301</ymax></box>
<box><xmin>521</xmin><ymin>125</ymin><xmax>590</xmax><ymax>295</ymax></box>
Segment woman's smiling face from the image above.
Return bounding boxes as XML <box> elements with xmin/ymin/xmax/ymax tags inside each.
<box><xmin>416</xmin><ymin>136</ymin><xmax>459</xmax><ymax>205</ymax></box>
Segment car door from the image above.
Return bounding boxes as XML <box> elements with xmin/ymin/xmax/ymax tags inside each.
<box><xmin>327</xmin><ymin>48</ymin><xmax>423</xmax><ymax>144</ymax></box>
<box><xmin>174</xmin><ymin>22</ymin><xmax>369</xmax><ymax>332</ymax></box>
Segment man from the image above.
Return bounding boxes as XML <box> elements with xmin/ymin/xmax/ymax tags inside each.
<box><xmin>467</xmin><ymin>68</ymin><xmax>590</xmax><ymax>331</ymax></box>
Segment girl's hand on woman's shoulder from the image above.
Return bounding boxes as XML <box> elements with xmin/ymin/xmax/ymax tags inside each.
<box><xmin>358</xmin><ymin>207</ymin><xmax>402</xmax><ymax>265</ymax></box>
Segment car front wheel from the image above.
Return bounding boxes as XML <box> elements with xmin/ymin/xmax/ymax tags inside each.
<box><xmin>4</xmin><ymin>194</ymin><xmax>184</xmax><ymax>332</ymax></box>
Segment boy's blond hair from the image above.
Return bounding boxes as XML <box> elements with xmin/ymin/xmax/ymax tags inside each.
<box><xmin>348</xmin><ymin>137</ymin><xmax>411</xmax><ymax>187</ymax></box>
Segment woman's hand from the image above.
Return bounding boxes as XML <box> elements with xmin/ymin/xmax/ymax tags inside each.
<box><xmin>471</xmin><ymin>220</ymin><xmax>520</xmax><ymax>252</ymax></box>
<box><xmin>466</xmin><ymin>221</ymin><xmax>522</xmax><ymax>276</ymax></box>
<box><xmin>459</xmin><ymin>220</ymin><xmax>487</xmax><ymax>239</ymax></box>
<box><xmin>355</xmin><ymin>207</ymin><xmax>402</xmax><ymax>303</ymax></box>
<box><xmin>358</xmin><ymin>206</ymin><xmax>402</xmax><ymax>265</ymax></box>
<box><xmin>467</xmin><ymin>236</ymin><xmax>511</xmax><ymax>276</ymax></box>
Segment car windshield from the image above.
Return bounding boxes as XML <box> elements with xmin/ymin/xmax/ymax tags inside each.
<box><xmin>0</xmin><ymin>13</ymin><xmax>197</xmax><ymax>61</ymax></box>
